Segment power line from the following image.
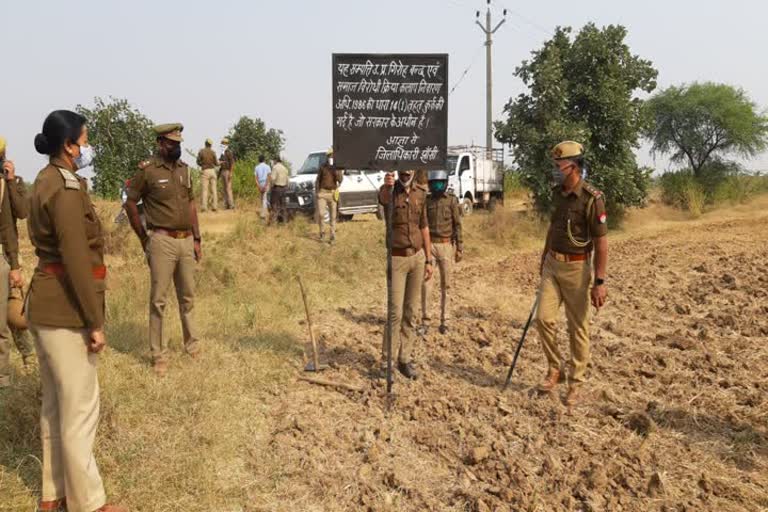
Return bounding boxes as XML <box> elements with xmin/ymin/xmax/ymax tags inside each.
<box><xmin>449</xmin><ymin>43</ymin><xmax>485</xmax><ymax>95</ymax></box>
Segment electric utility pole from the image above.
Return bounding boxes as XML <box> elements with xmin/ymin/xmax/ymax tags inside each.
<box><xmin>475</xmin><ymin>0</ymin><xmax>507</xmax><ymax>152</ymax></box>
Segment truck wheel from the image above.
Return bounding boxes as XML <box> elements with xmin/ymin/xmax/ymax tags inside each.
<box><xmin>462</xmin><ymin>197</ymin><xmax>473</xmax><ymax>216</ymax></box>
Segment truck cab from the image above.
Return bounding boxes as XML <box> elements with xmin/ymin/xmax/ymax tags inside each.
<box><xmin>285</xmin><ymin>150</ymin><xmax>386</xmax><ymax>220</ymax></box>
<box><xmin>445</xmin><ymin>146</ymin><xmax>505</xmax><ymax>215</ymax></box>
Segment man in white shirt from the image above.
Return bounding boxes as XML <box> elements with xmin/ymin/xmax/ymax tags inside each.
<box><xmin>253</xmin><ymin>155</ymin><xmax>271</xmax><ymax>220</ymax></box>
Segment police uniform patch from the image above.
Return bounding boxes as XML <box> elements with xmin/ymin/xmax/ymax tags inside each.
<box><xmin>598</xmin><ymin>213</ymin><xmax>607</xmax><ymax>224</ymax></box>
<box><xmin>57</xmin><ymin>168</ymin><xmax>81</xmax><ymax>190</ymax></box>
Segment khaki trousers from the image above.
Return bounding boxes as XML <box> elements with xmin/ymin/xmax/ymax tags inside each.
<box><xmin>148</xmin><ymin>233</ymin><xmax>199</xmax><ymax>362</ymax></box>
<box><xmin>200</xmin><ymin>168</ymin><xmax>218</xmax><ymax>211</ymax></box>
<box><xmin>220</xmin><ymin>169</ymin><xmax>235</xmax><ymax>209</ymax></box>
<box><xmin>260</xmin><ymin>183</ymin><xmax>270</xmax><ymax>220</ymax></box>
<box><xmin>316</xmin><ymin>189</ymin><xmax>337</xmax><ymax>238</ymax></box>
<box><xmin>422</xmin><ymin>243</ymin><xmax>454</xmax><ymax>325</ymax></box>
<box><xmin>30</xmin><ymin>324</ymin><xmax>106</xmax><ymax>512</ymax></box>
<box><xmin>0</xmin><ymin>258</ymin><xmax>11</xmax><ymax>386</ymax></box>
<box><xmin>382</xmin><ymin>252</ymin><xmax>425</xmax><ymax>364</ymax></box>
<box><xmin>536</xmin><ymin>253</ymin><xmax>592</xmax><ymax>383</ymax></box>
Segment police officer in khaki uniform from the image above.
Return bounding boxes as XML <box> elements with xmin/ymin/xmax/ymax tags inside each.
<box><xmin>421</xmin><ymin>170</ymin><xmax>463</xmax><ymax>334</ymax></box>
<box><xmin>219</xmin><ymin>137</ymin><xmax>236</xmax><ymax>210</ymax></box>
<box><xmin>0</xmin><ymin>136</ymin><xmax>25</xmax><ymax>388</ymax></box>
<box><xmin>315</xmin><ymin>149</ymin><xmax>343</xmax><ymax>244</ymax></box>
<box><xmin>126</xmin><ymin>123</ymin><xmax>202</xmax><ymax>377</ymax></box>
<box><xmin>268</xmin><ymin>157</ymin><xmax>290</xmax><ymax>225</ymax></box>
<box><xmin>379</xmin><ymin>169</ymin><xmax>433</xmax><ymax>379</ymax></box>
<box><xmin>197</xmin><ymin>138</ymin><xmax>219</xmax><ymax>212</ymax></box>
<box><xmin>28</xmin><ymin>110</ymin><xmax>126</xmax><ymax>512</ymax></box>
<box><xmin>0</xmin><ymin>142</ymin><xmax>35</xmax><ymax>370</ymax></box>
<box><xmin>536</xmin><ymin>141</ymin><xmax>608</xmax><ymax>406</ymax></box>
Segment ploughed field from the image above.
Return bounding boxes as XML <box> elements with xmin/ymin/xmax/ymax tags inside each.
<box><xmin>1</xmin><ymin>197</ymin><xmax>766</xmax><ymax>512</ymax></box>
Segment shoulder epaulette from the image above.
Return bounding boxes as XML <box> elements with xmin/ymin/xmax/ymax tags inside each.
<box><xmin>583</xmin><ymin>181</ymin><xmax>603</xmax><ymax>199</ymax></box>
<box><xmin>57</xmin><ymin>168</ymin><xmax>80</xmax><ymax>190</ymax></box>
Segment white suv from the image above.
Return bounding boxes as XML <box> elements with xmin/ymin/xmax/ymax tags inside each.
<box><xmin>285</xmin><ymin>150</ymin><xmax>386</xmax><ymax>221</ymax></box>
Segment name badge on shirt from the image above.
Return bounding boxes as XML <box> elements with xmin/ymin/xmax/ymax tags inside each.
<box><xmin>158</xmin><ymin>179</ymin><xmax>169</xmax><ymax>184</ymax></box>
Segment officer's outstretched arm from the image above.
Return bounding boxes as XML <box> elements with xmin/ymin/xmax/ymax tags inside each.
<box><xmin>593</xmin><ymin>235</ymin><xmax>607</xmax><ymax>282</ymax></box>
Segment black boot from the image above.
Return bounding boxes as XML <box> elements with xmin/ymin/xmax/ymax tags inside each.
<box><xmin>397</xmin><ymin>362</ymin><xmax>419</xmax><ymax>380</ymax></box>
<box><xmin>439</xmin><ymin>324</ymin><xmax>448</xmax><ymax>334</ymax></box>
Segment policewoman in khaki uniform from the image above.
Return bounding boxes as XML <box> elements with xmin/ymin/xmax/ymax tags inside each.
<box><xmin>27</xmin><ymin>110</ymin><xmax>126</xmax><ymax>512</ymax></box>
<box><xmin>0</xmin><ymin>137</ymin><xmax>29</xmax><ymax>386</ymax></box>
<box><xmin>536</xmin><ymin>141</ymin><xmax>608</xmax><ymax>406</ymax></box>
<box><xmin>315</xmin><ymin>149</ymin><xmax>343</xmax><ymax>243</ymax></box>
<box><xmin>421</xmin><ymin>170</ymin><xmax>463</xmax><ymax>334</ymax></box>
<box><xmin>125</xmin><ymin>124</ymin><xmax>202</xmax><ymax>377</ymax></box>
<box><xmin>197</xmin><ymin>138</ymin><xmax>219</xmax><ymax>212</ymax></box>
<box><xmin>379</xmin><ymin>170</ymin><xmax>433</xmax><ymax>379</ymax></box>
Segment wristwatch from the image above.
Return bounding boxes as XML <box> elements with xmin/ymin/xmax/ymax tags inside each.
<box><xmin>595</xmin><ymin>277</ymin><xmax>605</xmax><ymax>286</ymax></box>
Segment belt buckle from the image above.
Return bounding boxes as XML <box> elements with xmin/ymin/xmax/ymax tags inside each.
<box><xmin>553</xmin><ymin>251</ymin><xmax>566</xmax><ymax>262</ymax></box>
<box><xmin>175</xmin><ymin>232</ymin><xmax>186</xmax><ymax>239</ymax></box>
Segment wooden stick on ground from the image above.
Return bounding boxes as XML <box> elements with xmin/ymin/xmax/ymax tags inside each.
<box><xmin>297</xmin><ymin>275</ymin><xmax>320</xmax><ymax>372</ymax></box>
<box><xmin>298</xmin><ymin>376</ymin><xmax>363</xmax><ymax>393</ymax></box>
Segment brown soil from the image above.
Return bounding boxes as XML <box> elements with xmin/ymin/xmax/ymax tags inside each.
<box><xmin>247</xmin><ymin>211</ymin><xmax>768</xmax><ymax>511</ymax></box>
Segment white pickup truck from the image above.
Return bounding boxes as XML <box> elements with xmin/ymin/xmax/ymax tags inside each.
<box><xmin>445</xmin><ymin>145</ymin><xmax>505</xmax><ymax>215</ymax></box>
<box><xmin>285</xmin><ymin>150</ymin><xmax>386</xmax><ymax>221</ymax></box>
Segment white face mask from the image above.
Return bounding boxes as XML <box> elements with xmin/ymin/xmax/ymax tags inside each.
<box><xmin>398</xmin><ymin>172</ymin><xmax>414</xmax><ymax>188</ymax></box>
<box><xmin>74</xmin><ymin>145</ymin><xmax>95</xmax><ymax>169</ymax></box>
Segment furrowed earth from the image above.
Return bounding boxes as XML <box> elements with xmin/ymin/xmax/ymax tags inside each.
<box><xmin>1</xmin><ymin>195</ymin><xmax>766</xmax><ymax>512</ymax></box>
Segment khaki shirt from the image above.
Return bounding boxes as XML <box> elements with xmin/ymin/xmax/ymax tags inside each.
<box><xmin>197</xmin><ymin>147</ymin><xmax>218</xmax><ymax>169</ymax></box>
<box><xmin>127</xmin><ymin>157</ymin><xmax>195</xmax><ymax>231</ymax></box>
<box><xmin>0</xmin><ymin>177</ymin><xmax>20</xmax><ymax>268</ymax></box>
<box><xmin>316</xmin><ymin>164</ymin><xmax>342</xmax><ymax>191</ymax></box>
<box><xmin>27</xmin><ymin>158</ymin><xmax>105</xmax><ymax>328</ymax></box>
<box><xmin>271</xmin><ymin>162</ymin><xmax>290</xmax><ymax>187</ymax></box>
<box><xmin>220</xmin><ymin>148</ymin><xmax>235</xmax><ymax>170</ymax></box>
<box><xmin>379</xmin><ymin>181</ymin><xmax>428</xmax><ymax>251</ymax></box>
<box><xmin>548</xmin><ymin>179</ymin><xmax>607</xmax><ymax>255</ymax></box>
<box><xmin>427</xmin><ymin>194</ymin><xmax>463</xmax><ymax>249</ymax></box>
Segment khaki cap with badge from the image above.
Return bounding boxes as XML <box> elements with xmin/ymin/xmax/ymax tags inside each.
<box><xmin>154</xmin><ymin>123</ymin><xmax>184</xmax><ymax>142</ymax></box>
<box><xmin>221</xmin><ymin>137</ymin><xmax>230</xmax><ymax>145</ymax></box>
<box><xmin>552</xmin><ymin>140</ymin><xmax>584</xmax><ymax>160</ymax></box>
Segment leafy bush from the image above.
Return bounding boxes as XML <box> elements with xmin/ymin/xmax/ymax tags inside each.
<box><xmin>231</xmin><ymin>157</ymin><xmax>260</xmax><ymax>202</ymax></box>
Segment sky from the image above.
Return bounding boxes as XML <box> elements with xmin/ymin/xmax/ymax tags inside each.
<box><xmin>2</xmin><ymin>0</ymin><xmax>767</xmax><ymax>181</ymax></box>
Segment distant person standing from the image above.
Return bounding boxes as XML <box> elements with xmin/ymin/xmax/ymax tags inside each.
<box><xmin>315</xmin><ymin>149</ymin><xmax>343</xmax><ymax>244</ymax></box>
<box><xmin>125</xmin><ymin>123</ymin><xmax>202</xmax><ymax>377</ymax></box>
<box><xmin>0</xmin><ymin>137</ymin><xmax>26</xmax><ymax>388</ymax></box>
<box><xmin>536</xmin><ymin>141</ymin><xmax>608</xmax><ymax>407</ymax></box>
<box><xmin>421</xmin><ymin>170</ymin><xmax>463</xmax><ymax>335</ymax></box>
<box><xmin>219</xmin><ymin>138</ymin><xmax>236</xmax><ymax>210</ymax></box>
<box><xmin>254</xmin><ymin>155</ymin><xmax>271</xmax><ymax>220</ymax></box>
<box><xmin>197</xmin><ymin>138</ymin><xmax>218</xmax><ymax>212</ymax></box>
<box><xmin>268</xmin><ymin>157</ymin><xmax>290</xmax><ymax>225</ymax></box>
<box><xmin>27</xmin><ymin>110</ymin><xmax>127</xmax><ymax>512</ymax></box>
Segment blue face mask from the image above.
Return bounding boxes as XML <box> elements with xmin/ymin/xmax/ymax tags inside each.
<box><xmin>429</xmin><ymin>180</ymin><xmax>447</xmax><ymax>194</ymax></box>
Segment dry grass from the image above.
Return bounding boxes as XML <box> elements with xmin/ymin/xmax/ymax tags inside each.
<box><xmin>1</xmin><ymin>195</ymin><xmax>767</xmax><ymax>511</ymax></box>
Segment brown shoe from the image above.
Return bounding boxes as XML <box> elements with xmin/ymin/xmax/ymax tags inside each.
<box><xmin>152</xmin><ymin>360</ymin><xmax>168</xmax><ymax>377</ymax></box>
<box><xmin>39</xmin><ymin>498</ymin><xmax>66</xmax><ymax>511</ymax></box>
<box><xmin>188</xmin><ymin>348</ymin><xmax>201</xmax><ymax>360</ymax></box>
<box><xmin>565</xmin><ymin>385</ymin><xmax>582</xmax><ymax>406</ymax></box>
<box><xmin>537</xmin><ymin>368</ymin><xmax>560</xmax><ymax>393</ymax></box>
<box><xmin>95</xmin><ymin>504</ymin><xmax>128</xmax><ymax>512</ymax></box>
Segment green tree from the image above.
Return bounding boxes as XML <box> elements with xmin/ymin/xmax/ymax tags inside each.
<box><xmin>644</xmin><ymin>82</ymin><xmax>768</xmax><ymax>176</ymax></box>
<box><xmin>76</xmin><ymin>97</ymin><xmax>155</xmax><ymax>198</ymax></box>
<box><xmin>495</xmin><ymin>24</ymin><xmax>657</xmax><ymax>219</ymax></box>
<box><xmin>227</xmin><ymin>116</ymin><xmax>285</xmax><ymax>163</ymax></box>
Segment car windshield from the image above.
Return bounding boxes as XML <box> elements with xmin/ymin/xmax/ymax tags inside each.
<box><xmin>297</xmin><ymin>153</ymin><xmax>327</xmax><ymax>175</ymax></box>
<box><xmin>445</xmin><ymin>156</ymin><xmax>458</xmax><ymax>175</ymax></box>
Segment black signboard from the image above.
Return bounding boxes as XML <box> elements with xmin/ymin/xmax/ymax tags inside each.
<box><xmin>332</xmin><ymin>53</ymin><xmax>448</xmax><ymax>171</ymax></box>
